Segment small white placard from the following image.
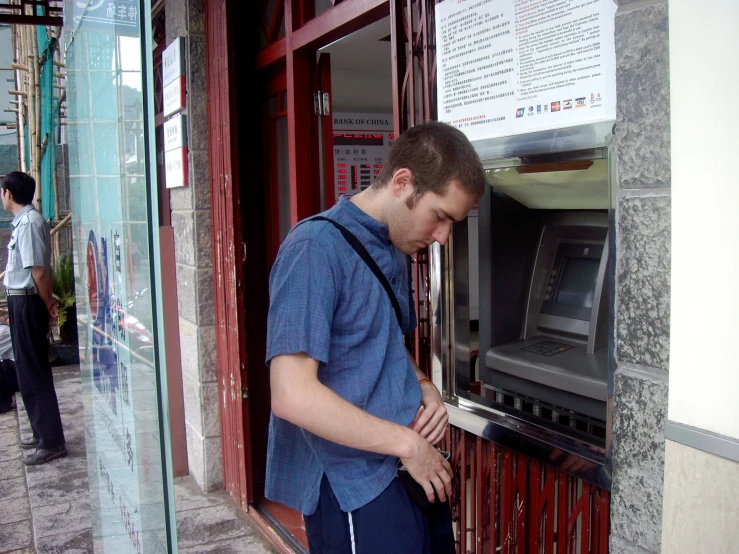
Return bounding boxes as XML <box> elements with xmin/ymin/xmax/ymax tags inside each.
<box><xmin>163</xmin><ymin>114</ymin><xmax>187</xmax><ymax>152</ymax></box>
<box><xmin>162</xmin><ymin>37</ymin><xmax>185</xmax><ymax>87</ymax></box>
<box><xmin>165</xmin><ymin>147</ymin><xmax>188</xmax><ymax>189</ymax></box>
<box><xmin>163</xmin><ymin>78</ymin><xmax>185</xmax><ymax>117</ymax></box>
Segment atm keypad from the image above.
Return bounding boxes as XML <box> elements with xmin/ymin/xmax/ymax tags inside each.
<box><xmin>521</xmin><ymin>340</ymin><xmax>576</xmax><ymax>357</ymax></box>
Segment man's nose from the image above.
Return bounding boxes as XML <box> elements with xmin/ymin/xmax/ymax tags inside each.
<box><xmin>432</xmin><ymin>223</ymin><xmax>452</xmax><ymax>246</ymax></box>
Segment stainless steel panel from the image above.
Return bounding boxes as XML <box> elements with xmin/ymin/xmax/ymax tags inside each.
<box><xmin>471</xmin><ymin>121</ymin><xmax>615</xmax><ymax>160</ymax></box>
<box><xmin>451</xmin><ymin>219</ymin><xmax>471</xmax><ymax>394</ymax></box>
<box><xmin>536</xmin><ymin>313</ymin><xmax>590</xmax><ymax>337</ymax></box>
<box><xmin>486</xmin><ymin>339</ymin><xmax>608</xmax><ymax>401</ymax></box>
<box><xmin>447</xmin><ymin>401</ymin><xmax>610</xmax><ymax>489</ymax></box>
<box><xmin>429</xmin><ymin>242</ymin><xmax>445</xmax><ymax>393</ymax></box>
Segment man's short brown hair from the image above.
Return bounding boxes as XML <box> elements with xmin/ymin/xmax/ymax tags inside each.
<box><xmin>374</xmin><ymin>121</ymin><xmax>486</xmax><ymax>202</ymax></box>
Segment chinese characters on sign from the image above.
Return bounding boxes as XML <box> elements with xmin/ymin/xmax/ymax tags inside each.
<box><xmin>66</xmin><ymin>0</ymin><xmax>140</xmax><ymax>30</ymax></box>
<box><xmin>162</xmin><ymin>78</ymin><xmax>185</xmax><ymax>117</ymax></box>
<box><xmin>161</xmin><ymin>38</ymin><xmax>187</xmax><ymax>187</ymax></box>
<box><xmin>162</xmin><ymin>37</ymin><xmax>184</xmax><ymax>87</ymax></box>
<box><xmin>436</xmin><ymin>0</ymin><xmax>617</xmax><ymax>141</ymax></box>
<box><xmin>332</xmin><ymin>113</ymin><xmax>393</xmax><ymax>203</ymax></box>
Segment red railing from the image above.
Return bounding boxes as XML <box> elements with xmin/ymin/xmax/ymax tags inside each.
<box><xmin>443</xmin><ymin>427</ymin><xmax>610</xmax><ymax>554</ymax></box>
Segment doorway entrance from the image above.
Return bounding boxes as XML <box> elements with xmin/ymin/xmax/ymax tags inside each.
<box><xmin>248</xmin><ymin>15</ymin><xmax>395</xmax><ymax>552</ymax></box>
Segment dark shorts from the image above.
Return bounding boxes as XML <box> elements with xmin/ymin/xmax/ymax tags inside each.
<box><xmin>304</xmin><ymin>474</ymin><xmax>454</xmax><ymax>554</ymax></box>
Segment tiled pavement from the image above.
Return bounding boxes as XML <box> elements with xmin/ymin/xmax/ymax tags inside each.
<box><xmin>0</xmin><ymin>365</ymin><xmax>278</xmax><ymax>554</ymax></box>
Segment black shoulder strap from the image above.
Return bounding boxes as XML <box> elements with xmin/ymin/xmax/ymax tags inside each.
<box><xmin>300</xmin><ymin>216</ymin><xmax>402</xmax><ymax>328</ymax></box>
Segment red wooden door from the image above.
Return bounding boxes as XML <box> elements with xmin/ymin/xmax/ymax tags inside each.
<box><xmin>205</xmin><ymin>0</ymin><xmax>253</xmax><ymax>510</ymax></box>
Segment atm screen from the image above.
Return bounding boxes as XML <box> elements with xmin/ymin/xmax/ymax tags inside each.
<box><xmin>556</xmin><ymin>257</ymin><xmax>600</xmax><ymax>308</ymax></box>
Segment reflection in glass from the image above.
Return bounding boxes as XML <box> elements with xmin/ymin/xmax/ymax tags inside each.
<box><xmin>65</xmin><ymin>4</ymin><xmax>173</xmax><ymax>552</ymax></box>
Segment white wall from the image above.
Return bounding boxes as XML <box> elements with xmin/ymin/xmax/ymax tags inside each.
<box><xmin>669</xmin><ymin>0</ymin><xmax>739</xmax><ymax>440</ymax></box>
<box><xmin>331</xmin><ymin>68</ymin><xmax>393</xmax><ymax>114</ymax></box>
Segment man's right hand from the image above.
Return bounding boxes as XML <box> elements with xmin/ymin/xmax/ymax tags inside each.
<box><xmin>399</xmin><ymin>433</ymin><xmax>453</xmax><ymax>504</ymax></box>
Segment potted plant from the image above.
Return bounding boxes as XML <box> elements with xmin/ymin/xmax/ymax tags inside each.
<box><xmin>51</xmin><ymin>252</ymin><xmax>78</xmax><ymax>347</ymax></box>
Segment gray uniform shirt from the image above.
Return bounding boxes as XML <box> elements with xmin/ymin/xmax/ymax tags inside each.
<box><xmin>3</xmin><ymin>205</ymin><xmax>51</xmax><ymax>291</ymax></box>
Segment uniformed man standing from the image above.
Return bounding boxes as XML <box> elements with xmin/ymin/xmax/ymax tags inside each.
<box><xmin>2</xmin><ymin>171</ymin><xmax>66</xmax><ymax>464</ymax></box>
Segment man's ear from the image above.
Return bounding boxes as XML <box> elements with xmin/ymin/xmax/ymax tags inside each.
<box><xmin>390</xmin><ymin>168</ymin><xmax>415</xmax><ymax>198</ymax></box>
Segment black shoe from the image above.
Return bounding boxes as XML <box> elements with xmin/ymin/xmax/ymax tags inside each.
<box><xmin>19</xmin><ymin>436</ymin><xmax>40</xmax><ymax>450</ymax></box>
<box><xmin>22</xmin><ymin>445</ymin><xmax>68</xmax><ymax>465</ymax></box>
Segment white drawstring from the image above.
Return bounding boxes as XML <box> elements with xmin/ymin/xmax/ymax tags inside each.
<box><xmin>347</xmin><ymin>511</ymin><xmax>357</xmax><ymax>554</ymax></box>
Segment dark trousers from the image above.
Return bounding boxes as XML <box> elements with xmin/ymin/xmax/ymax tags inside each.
<box><xmin>304</xmin><ymin>474</ymin><xmax>455</xmax><ymax>554</ymax></box>
<box><xmin>0</xmin><ymin>359</ymin><xmax>18</xmax><ymax>410</ymax></box>
<box><xmin>8</xmin><ymin>294</ymin><xmax>65</xmax><ymax>449</ymax></box>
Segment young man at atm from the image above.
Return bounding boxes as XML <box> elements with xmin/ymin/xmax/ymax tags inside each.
<box><xmin>266</xmin><ymin>121</ymin><xmax>486</xmax><ymax>553</ymax></box>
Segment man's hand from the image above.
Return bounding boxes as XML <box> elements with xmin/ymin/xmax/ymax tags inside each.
<box><xmin>46</xmin><ymin>298</ymin><xmax>58</xmax><ymax>319</ymax></box>
<box><xmin>31</xmin><ymin>266</ymin><xmax>57</xmax><ymax>319</ymax></box>
<box><xmin>411</xmin><ymin>381</ymin><xmax>448</xmax><ymax>446</ymax></box>
<box><xmin>400</xmin><ymin>434</ymin><xmax>453</xmax><ymax>504</ymax></box>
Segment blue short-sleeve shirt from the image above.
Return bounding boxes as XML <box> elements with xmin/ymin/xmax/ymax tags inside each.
<box><xmin>265</xmin><ymin>196</ymin><xmax>421</xmax><ymax>515</ymax></box>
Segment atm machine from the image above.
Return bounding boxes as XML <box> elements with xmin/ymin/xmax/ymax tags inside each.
<box><xmin>439</xmin><ymin>128</ymin><xmax>615</xmax><ymax>487</ymax></box>
<box><xmin>482</xmin><ymin>209</ymin><xmax>609</xmax><ymax>422</ymax></box>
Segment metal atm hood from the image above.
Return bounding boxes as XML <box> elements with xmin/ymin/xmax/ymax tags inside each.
<box><xmin>484</xmin><ymin>159</ymin><xmax>609</xmax><ymax>210</ymax></box>
<box><xmin>470</xmin><ymin>121</ymin><xmax>615</xmax><ymax>210</ymax></box>
<box><xmin>470</xmin><ymin>121</ymin><xmax>615</xmax><ymax>162</ymax></box>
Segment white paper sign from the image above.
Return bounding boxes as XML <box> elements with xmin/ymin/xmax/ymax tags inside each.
<box><xmin>165</xmin><ymin>147</ymin><xmax>188</xmax><ymax>188</ymax></box>
<box><xmin>163</xmin><ymin>78</ymin><xmax>184</xmax><ymax>117</ymax></box>
<box><xmin>162</xmin><ymin>37</ymin><xmax>184</xmax><ymax>87</ymax></box>
<box><xmin>436</xmin><ymin>0</ymin><xmax>617</xmax><ymax>142</ymax></box>
<box><xmin>163</xmin><ymin>114</ymin><xmax>187</xmax><ymax>152</ymax></box>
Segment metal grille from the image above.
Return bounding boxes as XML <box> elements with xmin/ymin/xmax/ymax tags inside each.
<box><xmin>443</xmin><ymin>427</ymin><xmax>610</xmax><ymax>554</ymax></box>
<box><xmin>392</xmin><ymin>0</ymin><xmax>438</xmax><ymax>369</ymax></box>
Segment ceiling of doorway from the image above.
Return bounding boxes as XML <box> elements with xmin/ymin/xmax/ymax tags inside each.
<box><xmin>318</xmin><ymin>16</ymin><xmax>393</xmax><ymax>115</ymax></box>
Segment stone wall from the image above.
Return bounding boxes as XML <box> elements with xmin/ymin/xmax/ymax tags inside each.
<box><xmin>166</xmin><ymin>0</ymin><xmax>222</xmax><ymax>491</ymax></box>
<box><xmin>610</xmin><ymin>0</ymin><xmax>671</xmax><ymax>552</ymax></box>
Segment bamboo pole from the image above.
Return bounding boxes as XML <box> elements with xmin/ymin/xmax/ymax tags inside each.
<box><xmin>23</xmin><ymin>27</ymin><xmax>35</xmax><ymax>184</ymax></box>
<box><xmin>13</xmin><ymin>26</ymin><xmax>27</xmax><ymax>174</ymax></box>
<box><xmin>53</xmin><ymin>38</ymin><xmax>61</xmax><ymax>260</ymax></box>
<box><xmin>11</xmin><ymin>26</ymin><xmax>21</xmax><ymax>173</ymax></box>
<box><xmin>35</xmin><ymin>29</ymin><xmax>42</xmax><ymax>203</ymax></box>
<box><xmin>30</xmin><ymin>25</ymin><xmax>42</xmax><ymax>210</ymax></box>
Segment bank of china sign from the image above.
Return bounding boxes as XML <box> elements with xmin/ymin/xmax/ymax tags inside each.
<box><xmin>436</xmin><ymin>0</ymin><xmax>617</xmax><ymax>141</ymax></box>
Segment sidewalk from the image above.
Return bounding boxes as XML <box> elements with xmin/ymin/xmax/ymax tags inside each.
<box><xmin>0</xmin><ymin>364</ymin><xmax>278</xmax><ymax>554</ymax></box>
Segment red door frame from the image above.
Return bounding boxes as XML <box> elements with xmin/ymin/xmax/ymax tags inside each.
<box><xmin>205</xmin><ymin>0</ymin><xmax>253</xmax><ymax>510</ymax></box>
<box><xmin>204</xmin><ymin>0</ymin><xmax>410</xmax><ymax>513</ymax></box>
<box><xmin>261</xmin><ymin>0</ymin><xmax>390</xmax><ymax>227</ymax></box>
